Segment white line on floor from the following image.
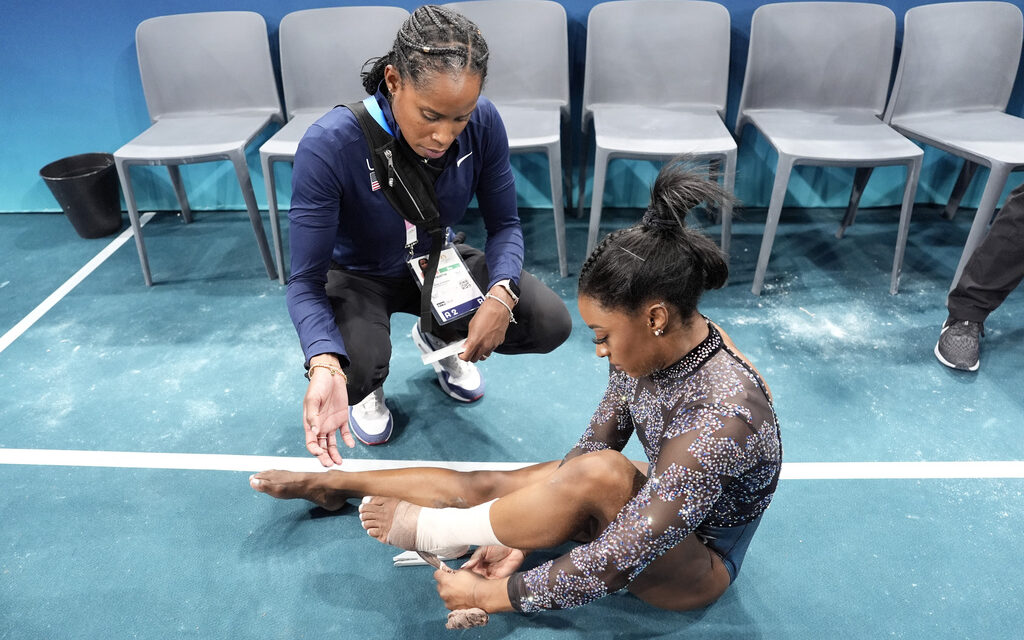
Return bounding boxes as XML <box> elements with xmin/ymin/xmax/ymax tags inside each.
<box><xmin>0</xmin><ymin>212</ymin><xmax>155</xmax><ymax>355</ymax></box>
<box><xmin>0</xmin><ymin>448</ymin><xmax>1022</xmax><ymax>479</ymax></box>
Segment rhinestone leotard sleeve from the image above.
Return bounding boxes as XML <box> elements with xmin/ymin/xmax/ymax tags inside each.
<box><xmin>507</xmin><ymin>326</ymin><xmax>781</xmax><ymax>612</ymax></box>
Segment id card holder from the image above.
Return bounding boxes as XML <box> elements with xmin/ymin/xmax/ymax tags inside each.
<box><xmin>408</xmin><ymin>244</ymin><xmax>484</xmax><ymax>325</ymax></box>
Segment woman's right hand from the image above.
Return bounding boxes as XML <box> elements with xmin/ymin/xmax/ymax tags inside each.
<box><xmin>303</xmin><ymin>356</ymin><xmax>354</xmax><ymax>466</ymax></box>
<box><xmin>460</xmin><ymin>545</ymin><xmax>526</xmax><ymax>579</ymax></box>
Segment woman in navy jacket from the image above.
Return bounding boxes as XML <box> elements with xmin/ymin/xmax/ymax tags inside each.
<box><xmin>287</xmin><ymin>5</ymin><xmax>571</xmax><ymax>455</ymax></box>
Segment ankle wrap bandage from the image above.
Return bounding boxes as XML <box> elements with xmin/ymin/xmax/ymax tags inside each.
<box><xmin>416</xmin><ymin>499</ymin><xmax>502</xmax><ymax>551</ymax></box>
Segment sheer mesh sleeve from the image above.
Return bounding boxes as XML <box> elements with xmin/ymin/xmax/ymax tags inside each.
<box><xmin>507</xmin><ymin>351</ymin><xmax>780</xmax><ymax>613</ymax></box>
<box><xmin>561</xmin><ymin>369</ymin><xmax>636</xmax><ymax>464</ymax></box>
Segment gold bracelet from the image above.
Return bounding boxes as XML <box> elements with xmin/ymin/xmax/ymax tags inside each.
<box><xmin>304</xmin><ymin>363</ymin><xmax>348</xmax><ymax>382</ymax></box>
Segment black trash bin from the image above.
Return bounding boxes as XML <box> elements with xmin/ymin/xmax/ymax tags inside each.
<box><xmin>39</xmin><ymin>153</ymin><xmax>123</xmax><ymax>239</ymax></box>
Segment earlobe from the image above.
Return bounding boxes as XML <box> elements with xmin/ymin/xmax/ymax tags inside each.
<box><xmin>648</xmin><ymin>302</ymin><xmax>668</xmax><ymax>336</ymax></box>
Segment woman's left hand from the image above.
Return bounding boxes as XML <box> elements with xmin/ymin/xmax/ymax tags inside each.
<box><xmin>460</xmin><ymin>288</ymin><xmax>513</xmax><ymax>362</ymax></box>
<box><xmin>434</xmin><ymin>568</ymin><xmax>483</xmax><ymax>611</ymax></box>
<box><xmin>434</xmin><ymin>569</ymin><xmax>513</xmax><ymax>613</ymax></box>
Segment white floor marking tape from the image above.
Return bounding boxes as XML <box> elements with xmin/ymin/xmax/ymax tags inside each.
<box><xmin>0</xmin><ymin>212</ymin><xmax>156</xmax><ymax>355</ymax></box>
<box><xmin>0</xmin><ymin>448</ymin><xmax>1022</xmax><ymax>479</ymax></box>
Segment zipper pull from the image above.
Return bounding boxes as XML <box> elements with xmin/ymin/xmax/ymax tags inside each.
<box><xmin>384</xmin><ymin>149</ymin><xmax>395</xmax><ymax>188</ymax></box>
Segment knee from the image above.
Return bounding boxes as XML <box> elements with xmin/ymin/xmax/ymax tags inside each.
<box><xmin>532</xmin><ymin>303</ymin><xmax>573</xmax><ymax>354</ymax></box>
<box><xmin>560</xmin><ymin>450</ymin><xmax>638</xmax><ymax>501</ymax></box>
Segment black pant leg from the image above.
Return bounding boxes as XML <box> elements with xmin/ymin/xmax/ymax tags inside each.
<box><xmin>947</xmin><ymin>182</ymin><xmax>1024</xmax><ymax>323</ymax></box>
<box><xmin>325</xmin><ymin>269</ymin><xmax>419</xmax><ymax>403</ymax></box>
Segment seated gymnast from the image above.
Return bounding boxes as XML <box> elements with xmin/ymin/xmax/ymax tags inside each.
<box><xmin>250</xmin><ymin>159</ymin><xmax>782</xmax><ymax>617</ymax></box>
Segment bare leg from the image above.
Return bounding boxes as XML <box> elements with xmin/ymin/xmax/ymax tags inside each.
<box><xmin>357</xmin><ymin>450</ymin><xmax>731</xmax><ymax>611</ymax></box>
<box><xmin>358</xmin><ymin>450</ymin><xmax>644</xmax><ymax>551</ymax></box>
<box><xmin>249</xmin><ymin>461</ymin><xmax>561</xmax><ymax>511</ymax></box>
<box><xmin>628</xmin><ymin>532</ymin><xmax>731</xmax><ymax>610</ymax></box>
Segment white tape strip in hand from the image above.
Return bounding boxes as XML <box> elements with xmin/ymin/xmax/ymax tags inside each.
<box><xmin>420</xmin><ymin>339</ymin><xmax>466</xmax><ymax>365</ymax></box>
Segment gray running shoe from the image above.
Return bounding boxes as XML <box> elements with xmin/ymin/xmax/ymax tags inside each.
<box><xmin>934</xmin><ymin>318</ymin><xmax>983</xmax><ymax>371</ymax></box>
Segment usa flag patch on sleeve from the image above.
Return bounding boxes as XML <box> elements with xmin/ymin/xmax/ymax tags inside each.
<box><xmin>366</xmin><ymin>158</ymin><xmax>380</xmax><ymax>191</ymax></box>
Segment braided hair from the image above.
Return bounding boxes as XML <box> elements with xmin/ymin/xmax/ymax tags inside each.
<box><xmin>361</xmin><ymin>5</ymin><xmax>489</xmax><ymax>95</ymax></box>
<box><xmin>578</xmin><ymin>157</ymin><xmax>733</xmax><ymax>322</ymax></box>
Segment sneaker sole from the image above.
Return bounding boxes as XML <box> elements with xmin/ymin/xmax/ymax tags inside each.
<box><xmin>437</xmin><ymin>374</ymin><xmax>484</xmax><ymax>403</ymax></box>
<box><xmin>348</xmin><ymin>410</ymin><xmax>394</xmax><ymax>445</ymax></box>
<box><xmin>933</xmin><ymin>341</ymin><xmax>979</xmax><ymax>372</ymax></box>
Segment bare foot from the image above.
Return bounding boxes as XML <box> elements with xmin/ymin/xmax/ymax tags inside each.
<box><xmin>358</xmin><ymin>496</ymin><xmax>419</xmax><ymax>550</ymax></box>
<box><xmin>249</xmin><ymin>470</ymin><xmax>349</xmax><ymax>511</ymax></box>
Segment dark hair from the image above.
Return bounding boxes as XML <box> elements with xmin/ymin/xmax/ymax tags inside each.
<box><xmin>578</xmin><ymin>157</ymin><xmax>734</xmax><ymax>321</ymax></box>
<box><xmin>361</xmin><ymin>5</ymin><xmax>489</xmax><ymax>96</ymax></box>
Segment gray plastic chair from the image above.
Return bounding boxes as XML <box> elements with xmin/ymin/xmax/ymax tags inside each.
<box><xmin>113</xmin><ymin>11</ymin><xmax>283</xmax><ymax>286</ymax></box>
<box><xmin>578</xmin><ymin>0</ymin><xmax>736</xmax><ymax>258</ymax></box>
<box><xmin>883</xmin><ymin>1</ymin><xmax>1024</xmax><ymax>292</ymax></box>
<box><xmin>260</xmin><ymin>6</ymin><xmax>410</xmax><ymax>284</ymax></box>
<box><xmin>444</xmin><ymin>0</ymin><xmax>571</xmax><ymax>277</ymax></box>
<box><xmin>735</xmin><ymin>2</ymin><xmax>924</xmax><ymax>295</ymax></box>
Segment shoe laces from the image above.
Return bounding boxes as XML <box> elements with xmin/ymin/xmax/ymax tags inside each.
<box><xmin>359</xmin><ymin>388</ymin><xmax>387</xmax><ymax>416</ymax></box>
<box><xmin>945</xmin><ymin>319</ymin><xmax>984</xmax><ymax>339</ymax></box>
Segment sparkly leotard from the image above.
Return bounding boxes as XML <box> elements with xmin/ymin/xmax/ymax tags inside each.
<box><xmin>506</xmin><ymin>323</ymin><xmax>781</xmax><ymax>612</ymax></box>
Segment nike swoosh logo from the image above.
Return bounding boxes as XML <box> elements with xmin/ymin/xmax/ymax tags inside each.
<box><xmin>456</xmin><ymin>152</ymin><xmax>473</xmax><ymax>167</ymax></box>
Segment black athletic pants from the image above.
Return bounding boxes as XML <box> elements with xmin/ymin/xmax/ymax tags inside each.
<box><xmin>947</xmin><ymin>182</ymin><xmax>1024</xmax><ymax>324</ymax></box>
<box><xmin>326</xmin><ymin>244</ymin><xmax>572</xmax><ymax>403</ymax></box>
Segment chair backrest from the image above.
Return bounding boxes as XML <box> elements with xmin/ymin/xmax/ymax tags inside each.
<box><xmin>582</xmin><ymin>0</ymin><xmax>730</xmax><ymax>121</ymax></box>
<box><xmin>443</xmin><ymin>0</ymin><xmax>568</xmax><ymax>110</ymax></box>
<box><xmin>279</xmin><ymin>6</ymin><xmax>410</xmax><ymax>119</ymax></box>
<box><xmin>136</xmin><ymin>11</ymin><xmax>282</xmax><ymax>121</ymax></box>
<box><xmin>884</xmin><ymin>1</ymin><xmax>1023</xmax><ymax>122</ymax></box>
<box><xmin>736</xmin><ymin>2</ymin><xmax>895</xmax><ymax>120</ymax></box>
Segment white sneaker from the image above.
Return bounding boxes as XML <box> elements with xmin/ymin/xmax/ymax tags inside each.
<box><xmin>412</xmin><ymin>322</ymin><xmax>485</xmax><ymax>402</ymax></box>
<box><xmin>348</xmin><ymin>387</ymin><xmax>394</xmax><ymax>445</ymax></box>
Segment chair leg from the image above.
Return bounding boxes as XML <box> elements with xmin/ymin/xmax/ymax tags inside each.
<box><xmin>577</xmin><ymin>124</ymin><xmax>590</xmax><ymax>221</ymax></box>
<box><xmin>890</xmin><ymin>158</ymin><xmax>921</xmax><ymax>294</ymax></box>
<box><xmin>837</xmin><ymin>167</ymin><xmax>874</xmax><ymax>239</ymax></box>
<box><xmin>949</xmin><ymin>165</ymin><xmax>1010</xmax><ymax>292</ymax></box>
<box><xmin>546</xmin><ymin>144</ymin><xmax>568</xmax><ymax>278</ymax></box>
<box><xmin>114</xmin><ymin>158</ymin><xmax>154</xmax><ymax>286</ymax></box>
<box><xmin>752</xmin><ymin>156</ymin><xmax>794</xmax><ymax>295</ymax></box>
<box><xmin>166</xmin><ymin>164</ymin><xmax>193</xmax><ymax>224</ymax></box>
<box><xmin>230</xmin><ymin>151</ymin><xmax>278</xmax><ymax>281</ymax></box>
<box><xmin>706</xmin><ymin>158</ymin><xmax>722</xmax><ymax>224</ymax></box>
<box><xmin>720</xmin><ymin>150</ymin><xmax>737</xmax><ymax>258</ymax></box>
<box><xmin>560</xmin><ymin>115</ymin><xmax>573</xmax><ymax>212</ymax></box>
<box><xmin>586</xmin><ymin>148</ymin><xmax>611</xmax><ymax>256</ymax></box>
<box><xmin>943</xmin><ymin>160</ymin><xmax>978</xmax><ymax>220</ymax></box>
<box><xmin>261</xmin><ymin>153</ymin><xmax>287</xmax><ymax>285</ymax></box>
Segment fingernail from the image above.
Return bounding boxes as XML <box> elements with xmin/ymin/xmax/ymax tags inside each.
<box><xmin>361</xmin><ymin>496</ymin><xmax>372</xmax><ymax>504</ymax></box>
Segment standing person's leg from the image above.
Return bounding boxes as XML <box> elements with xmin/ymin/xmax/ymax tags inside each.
<box><xmin>938</xmin><ymin>183</ymin><xmax>1024</xmax><ymax>370</ymax></box>
<box><xmin>947</xmin><ymin>182</ymin><xmax>1024</xmax><ymax>322</ymax></box>
<box><xmin>432</xmin><ymin>244</ymin><xmax>571</xmax><ymax>354</ymax></box>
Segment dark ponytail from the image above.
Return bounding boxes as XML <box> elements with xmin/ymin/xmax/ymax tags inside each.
<box><xmin>361</xmin><ymin>5</ymin><xmax>489</xmax><ymax>95</ymax></box>
<box><xmin>578</xmin><ymin>157</ymin><xmax>734</xmax><ymax>320</ymax></box>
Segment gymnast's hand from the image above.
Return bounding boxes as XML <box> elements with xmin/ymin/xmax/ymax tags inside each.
<box><xmin>303</xmin><ymin>355</ymin><xmax>354</xmax><ymax>466</ymax></box>
<box><xmin>460</xmin><ymin>287</ymin><xmax>513</xmax><ymax>362</ymax></box>
<box><xmin>461</xmin><ymin>545</ymin><xmax>525</xmax><ymax>579</ymax></box>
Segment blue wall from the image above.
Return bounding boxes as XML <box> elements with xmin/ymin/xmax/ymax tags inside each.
<box><xmin>3</xmin><ymin>0</ymin><xmax>1024</xmax><ymax>214</ymax></box>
